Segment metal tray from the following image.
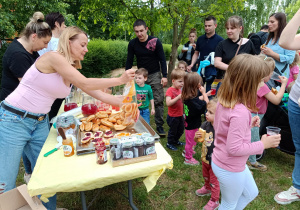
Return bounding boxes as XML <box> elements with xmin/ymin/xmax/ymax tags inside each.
<box><xmin>76</xmin><ymin>116</ymin><xmax>160</xmax><ymax>155</ymax></box>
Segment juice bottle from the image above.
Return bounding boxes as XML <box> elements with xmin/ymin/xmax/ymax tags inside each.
<box><xmin>63</xmin><ymin>137</ymin><xmax>75</xmax><ymax>157</ymax></box>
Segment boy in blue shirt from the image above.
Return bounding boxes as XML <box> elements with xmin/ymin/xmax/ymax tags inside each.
<box><xmin>135</xmin><ymin>68</ymin><xmax>155</xmax><ymax>124</ymax></box>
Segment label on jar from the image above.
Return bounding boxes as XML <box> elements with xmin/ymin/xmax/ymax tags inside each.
<box><xmin>115</xmin><ymin>148</ymin><xmax>121</xmax><ymax>159</ymax></box>
<box><xmin>146</xmin><ymin>146</ymin><xmax>155</xmax><ymax>155</ymax></box>
<box><xmin>134</xmin><ymin>147</ymin><xmax>139</xmax><ymax>157</ymax></box>
<box><xmin>123</xmin><ymin>150</ymin><xmax>133</xmax><ymax>159</ymax></box>
<box><xmin>103</xmin><ymin>150</ymin><xmax>107</xmax><ymax>162</ymax></box>
<box><xmin>63</xmin><ymin>145</ymin><xmax>73</xmax><ymax>155</ymax></box>
<box><xmin>65</xmin><ymin>128</ymin><xmax>74</xmax><ymax>135</ymax></box>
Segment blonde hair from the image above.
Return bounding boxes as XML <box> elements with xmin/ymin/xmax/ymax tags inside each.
<box><xmin>257</xmin><ymin>54</ymin><xmax>275</xmax><ymax>76</ymax></box>
<box><xmin>21</xmin><ymin>12</ymin><xmax>52</xmax><ymax>39</ymax></box>
<box><xmin>171</xmin><ymin>69</ymin><xmax>185</xmax><ymax>80</ymax></box>
<box><xmin>57</xmin><ymin>26</ymin><xmax>87</xmax><ymax>69</ymax></box>
<box><xmin>182</xmin><ymin>72</ymin><xmax>203</xmax><ymax>101</ymax></box>
<box><xmin>217</xmin><ymin>54</ymin><xmax>266</xmax><ymax>112</ymax></box>
<box><xmin>207</xmin><ymin>97</ymin><xmax>218</xmax><ymax>110</ymax></box>
<box><xmin>290</xmin><ymin>52</ymin><xmax>300</xmax><ymax>68</ymax></box>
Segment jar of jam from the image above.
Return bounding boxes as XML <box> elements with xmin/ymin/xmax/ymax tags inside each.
<box><xmin>95</xmin><ymin>140</ymin><xmax>107</xmax><ymax>164</ymax></box>
<box><xmin>144</xmin><ymin>137</ymin><xmax>156</xmax><ymax>155</ymax></box>
<box><xmin>134</xmin><ymin>139</ymin><xmax>144</xmax><ymax>157</ymax></box>
<box><xmin>110</xmin><ymin>138</ymin><xmax>121</xmax><ymax>160</ymax></box>
<box><xmin>122</xmin><ymin>142</ymin><xmax>134</xmax><ymax>159</ymax></box>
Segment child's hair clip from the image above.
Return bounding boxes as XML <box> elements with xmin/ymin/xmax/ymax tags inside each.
<box><xmin>264</xmin><ymin>56</ymin><xmax>268</xmax><ymax>60</ymax></box>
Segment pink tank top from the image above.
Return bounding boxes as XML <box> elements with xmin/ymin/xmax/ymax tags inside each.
<box><xmin>6</xmin><ymin>62</ymin><xmax>71</xmax><ymax>114</ymax></box>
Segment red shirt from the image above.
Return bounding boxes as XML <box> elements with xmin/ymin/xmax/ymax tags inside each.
<box><xmin>166</xmin><ymin>87</ymin><xmax>183</xmax><ymax>117</ymax></box>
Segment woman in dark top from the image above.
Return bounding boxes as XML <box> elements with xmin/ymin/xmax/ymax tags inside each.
<box><xmin>178</xmin><ymin>28</ymin><xmax>197</xmax><ymax>71</ymax></box>
<box><xmin>214</xmin><ymin>16</ymin><xmax>256</xmax><ymax>80</ymax></box>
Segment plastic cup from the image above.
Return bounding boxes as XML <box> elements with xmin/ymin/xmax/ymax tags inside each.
<box><xmin>270</xmin><ymin>72</ymin><xmax>281</xmax><ymax>81</ymax></box>
<box><xmin>266</xmin><ymin>126</ymin><xmax>281</xmax><ymax>136</ymax></box>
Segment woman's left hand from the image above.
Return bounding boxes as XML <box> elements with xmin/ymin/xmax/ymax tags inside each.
<box><xmin>120</xmin><ymin>69</ymin><xmax>135</xmax><ymax>84</ymax></box>
<box><xmin>251</xmin><ymin>116</ymin><xmax>260</xmax><ymax>128</ymax></box>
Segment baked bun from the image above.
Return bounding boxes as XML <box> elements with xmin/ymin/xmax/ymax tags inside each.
<box><xmin>84</xmin><ymin>122</ymin><xmax>93</xmax><ymax>131</ymax></box>
<box><xmin>114</xmin><ymin>124</ymin><xmax>127</xmax><ymax>131</ymax></box>
<box><xmin>198</xmin><ymin>128</ymin><xmax>206</xmax><ymax>143</ymax></box>
<box><xmin>101</xmin><ymin>119</ymin><xmax>114</xmax><ymax>128</ymax></box>
<box><xmin>99</xmin><ymin>125</ymin><xmax>110</xmax><ymax>132</ymax></box>
<box><xmin>81</xmin><ymin>136</ymin><xmax>92</xmax><ymax>144</ymax></box>
<box><xmin>80</xmin><ymin>123</ymin><xmax>85</xmax><ymax>132</ymax></box>
<box><xmin>92</xmin><ymin>124</ymin><xmax>99</xmax><ymax>132</ymax></box>
<box><xmin>86</xmin><ymin>115</ymin><xmax>95</xmax><ymax>122</ymax></box>
<box><xmin>261</xmin><ymin>44</ymin><xmax>266</xmax><ymax>49</ymax></box>
<box><xmin>271</xmin><ymin>87</ymin><xmax>278</xmax><ymax>95</ymax></box>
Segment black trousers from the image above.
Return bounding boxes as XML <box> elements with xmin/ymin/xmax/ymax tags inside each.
<box><xmin>167</xmin><ymin>115</ymin><xmax>184</xmax><ymax>145</ymax></box>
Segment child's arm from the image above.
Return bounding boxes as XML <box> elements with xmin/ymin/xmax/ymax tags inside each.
<box><xmin>166</xmin><ymin>94</ymin><xmax>182</xmax><ymax>107</ymax></box>
<box><xmin>264</xmin><ymin>76</ymin><xmax>288</xmax><ymax>105</ymax></box>
<box><xmin>293</xmin><ymin>73</ymin><xmax>298</xmax><ymax>81</ymax></box>
<box><xmin>198</xmin><ymin>86</ymin><xmax>209</xmax><ymax>104</ymax></box>
<box><xmin>150</xmin><ymin>99</ymin><xmax>155</xmax><ymax>115</ymax></box>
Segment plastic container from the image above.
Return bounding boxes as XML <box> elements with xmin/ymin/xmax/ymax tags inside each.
<box><xmin>56</xmin><ymin>115</ymin><xmax>77</xmax><ymax>136</ymax></box>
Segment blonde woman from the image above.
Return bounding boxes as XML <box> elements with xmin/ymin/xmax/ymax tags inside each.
<box><xmin>0</xmin><ymin>26</ymin><xmax>135</xmax><ymax>208</ymax></box>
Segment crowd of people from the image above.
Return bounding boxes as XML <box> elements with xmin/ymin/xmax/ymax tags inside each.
<box><xmin>1</xmin><ymin>8</ymin><xmax>300</xmax><ymax>210</ymax></box>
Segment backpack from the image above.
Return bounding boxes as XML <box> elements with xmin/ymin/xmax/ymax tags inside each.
<box><xmin>249</xmin><ymin>32</ymin><xmax>268</xmax><ymax>55</ymax></box>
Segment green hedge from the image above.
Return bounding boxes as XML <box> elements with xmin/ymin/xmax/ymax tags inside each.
<box><xmin>81</xmin><ymin>39</ymin><xmax>172</xmax><ymax>77</ymax></box>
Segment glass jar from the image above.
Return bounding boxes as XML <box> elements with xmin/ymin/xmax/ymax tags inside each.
<box><xmin>110</xmin><ymin>138</ymin><xmax>121</xmax><ymax>160</ymax></box>
<box><xmin>144</xmin><ymin>137</ymin><xmax>156</xmax><ymax>155</ymax></box>
<box><xmin>95</xmin><ymin>141</ymin><xmax>107</xmax><ymax>164</ymax></box>
<box><xmin>82</xmin><ymin>94</ymin><xmax>97</xmax><ymax>117</ymax></box>
<box><xmin>134</xmin><ymin>139</ymin><xmax>144</xmax><ymax>157</ymax></box>
<box><xmin>122</xmin><ymin>142</ymin><xmax>134</xmax><ymax>159</ymax></box>
<box><xmin>64</xmin><ymin>92</ymin><xmax>78</xmax><ymax>112</ymax></box>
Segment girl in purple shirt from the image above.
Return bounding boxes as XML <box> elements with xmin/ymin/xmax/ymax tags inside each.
<box><xmin>212</xmin><ymin>54</ymin><xmax>281</xmax><ymax>209</ymax></box>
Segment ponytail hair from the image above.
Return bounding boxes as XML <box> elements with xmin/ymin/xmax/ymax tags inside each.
<box><xmin>189</xmin><ymin>28</ymin><xmax>197</xmax><ymax>37</ymax></box>
<box><xmin>21</xmin><ymin>12</ymin><xmax>52</xmax><ymax>39</ymax></box>
<box><xmin>225</xmin><ymin>15</ymin><xmax>244</xmax><ymax>38</ymax></box>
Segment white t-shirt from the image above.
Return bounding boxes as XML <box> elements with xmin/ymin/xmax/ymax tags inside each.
<box><xmin>38</xmin><ymin>37</ymin><xmax>59</xmax><ymax>56</ymax></box>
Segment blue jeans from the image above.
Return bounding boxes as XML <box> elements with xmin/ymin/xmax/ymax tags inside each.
<box><xmin>0</xmin><ymin>101</ymin><xmax>56</xmax><ymax>209</ymax></box>
<box><xmin>23</xmin><ymin>152</ymin><xmax>32</xmax><ymax>174</ymax></box>
<box><xmin>288</xmin><ymin>99</ymin><xmax>300</xmax><ymax>190</ymax></box>
<box><xmin>140</xmin><ymin>108</ymin><xmax>150</xmax><ymax>124</ymax></box>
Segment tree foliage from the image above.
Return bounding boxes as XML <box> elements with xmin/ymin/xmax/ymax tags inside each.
<box><xmin>0</xmin><ymin>0</ymin><xmax>74</xmax><ymax>40</ymax></box>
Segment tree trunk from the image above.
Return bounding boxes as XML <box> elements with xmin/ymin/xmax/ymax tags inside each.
<box><xmin>167</xmin><ymin>15</ymin><xmax>190</xmax><ymax>86</ymax></box>
<box><xmin>167</xmin><ymin>19</ymin><xmax>179</xmax><ymax>86</ymax></box>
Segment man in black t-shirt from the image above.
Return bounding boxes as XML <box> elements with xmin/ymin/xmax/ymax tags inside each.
<box><xmin>126</xmin><ymin>19</ymin><xmax>168</xmax><ymax>136</ymax></box>
<box><xmin>249</xmin><ymin>25</ymin><xmax>269</xmax><ymax>55</ymax></box>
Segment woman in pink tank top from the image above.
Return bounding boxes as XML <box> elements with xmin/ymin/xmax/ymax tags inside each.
<box><xmin>0</xmin><ymin>26</ymin><xmax>135</xmax><ymax>209</ymax></box>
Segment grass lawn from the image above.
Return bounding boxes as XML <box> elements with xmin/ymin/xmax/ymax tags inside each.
<box><xmin>15</xmin><ymin>103</ymin><xmax>298</xmax><ymax>210</ymax></box>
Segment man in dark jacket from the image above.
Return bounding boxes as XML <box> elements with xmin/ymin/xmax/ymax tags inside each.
<box><xmin>126</xmin><ymin>19</ymin><xmax>168</xmax><ymax>136</ymax></box>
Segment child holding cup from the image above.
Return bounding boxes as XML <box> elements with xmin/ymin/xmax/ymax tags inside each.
<box><xmin>247</xmin><ymin>54</ymin><xmax>287</xmax><ymax>172</ymax></box>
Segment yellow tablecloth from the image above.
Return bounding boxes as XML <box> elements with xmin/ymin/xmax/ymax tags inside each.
<box><xmin>27</xmin><ymin>121</ymin><xmax>173</xmax><ymax>202</ymax></box>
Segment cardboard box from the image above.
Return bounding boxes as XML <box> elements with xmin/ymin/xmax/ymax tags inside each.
<box><xmin>0</xmin><ymin>184</ymin><xmax>46</xmax><ymax>210</ymax></box>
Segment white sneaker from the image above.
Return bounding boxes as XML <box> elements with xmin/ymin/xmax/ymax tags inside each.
<box><xmin>274</xmin><ymin>186</ymin><xmax>300</xmax><ymax>205</ymax></box>
<box><xmin>24</xmin><ymin>173</ymin><xmax>31</xmax><ymax>184</ymax></box>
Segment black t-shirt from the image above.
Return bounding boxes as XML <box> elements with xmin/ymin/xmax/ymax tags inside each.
<box><xmin>184</xmin><ymin>92</ymin><xmax>207</xmax><ymax>130</ymax></box>
<box><xmin>215</xmin><ymin>38</ymin><xmax>256</xmax><ymax>79</ymax></box>
<box><xmin>200</xmin><ymin>121</ymin><xmax>215</xmax><ymax>165</ymax></box>
<box><xmin>125</xmin><ymin>36</ymin><xmax>167</xmax><ymax>77</ymax></box>
<box><xmin>1</xmin><ymin>38</ymin><xmax>39</xmax><ymax>100</ymax></box>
